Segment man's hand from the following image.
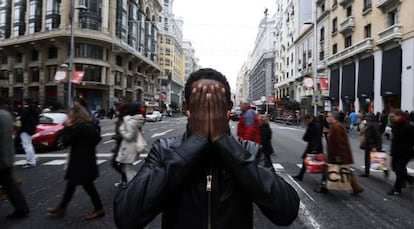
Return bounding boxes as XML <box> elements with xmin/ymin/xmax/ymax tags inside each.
<box><xmin>187</xmin><ymin>84</ymin><xmax>209</xmax><ymax>139</ymax></box>
<box><xmin>209</xmin><ymin>84</ymin><xmax>229</xmax><ymax>142</ymax></box>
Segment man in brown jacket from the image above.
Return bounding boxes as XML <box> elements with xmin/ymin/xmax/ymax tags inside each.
<box><xmin>315</xmin><ymin>112</ymin><xmax>363</xmax><ymax>195</ymax></box>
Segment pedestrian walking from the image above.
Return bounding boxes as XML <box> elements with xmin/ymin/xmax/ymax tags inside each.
<box><xmin>113</xmin><ymin>68</ymin><xmax>300</xmax><ymax>228</ymax></box>
<box><xmin>115</xmin><ymin>103</ymin><xmax>146</xmax><ymax>183</ymax></box>
<box><xmin>293</xmin><ymin>114</ymin><xmax>324</xmax><ymax>182</ymax></box>
<box><xmin>47</xmin><ymin>106</ymin><xmax>104</xmax><ymax>220</ymax></box>
<box><xmin>111</xmin><ymin>104</ymin><xmax>128</xmax><ymax>188</ymax></box>
<box><xmin>258</xmin><ymin>114</ymin><xmax>274</xmax><ymax>166</ymax></box>
<box><xmin>359</xmin><ymin>114</ymin><xmax>382</xmax><ymax>177</ymax></box>
<box><xmin>349</xmin><ymin>110</ymin><xmax>358</xmax><ymax>133</ymax></box>
<box><xmin>0</xmin><ymin>109</ymin><xmax>30</xmax><ymax>219</ymax></box>
<box><xmin>387</xmin><ymin>109</ymin><xmax>414</xmax><ymax>196</ymax></box>
<box><xmin>315</xmin><ymin>112</ymin><xmax>363</xmax><ymax>195</ymax></box>
<box><xmin>18</xmin><ymin>98</ymin><xmax>39</xmax><ymax>168</ymax></box>
<box><xmin>237</xmin><ymin>98</ymin><xmax>261</xmax><ymax>144</ymax></box>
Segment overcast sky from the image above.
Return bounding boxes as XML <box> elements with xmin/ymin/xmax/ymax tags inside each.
<box><xmin>173</xmin><ymin>0</ymin><xmax>275</xmax><ymax>92</ymax></box>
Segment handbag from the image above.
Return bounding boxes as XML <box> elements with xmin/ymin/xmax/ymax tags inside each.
<box><xmin>304</xmin><ymin>153</ymin><xmax>326</xmax><ymax>173</ymax></box>
<box><xmin>326</xmin><ymin>164</ymin><xmax>353</xmax><ymax>191</ymax></box>
<box><xmin>135</xmin><ymin>130</ymin><xmax>147</xmax><ymax>153</ymax></box>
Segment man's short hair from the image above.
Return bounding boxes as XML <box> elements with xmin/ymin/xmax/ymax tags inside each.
<box><xmin>184</xmin><ymin>68</ymin><xmax>231</xmax><ymax>104</ymax></box>
<box><xmin>239</xmin><ymin>98</ymin><xmax>250</xmax><ymax>105</ymax></box>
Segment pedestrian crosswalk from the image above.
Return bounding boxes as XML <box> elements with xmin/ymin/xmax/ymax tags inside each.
<box><xmin>14</xmin><ymin>153</ymin><xmax>148</xmax><ymax>167</ymax></box>
<box><xmin>13</xmin><ymin>155</ymin><xmax>414</xmax><ymax>175</ymax></box>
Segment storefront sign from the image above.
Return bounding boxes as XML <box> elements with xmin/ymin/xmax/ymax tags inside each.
<box><xmin>303</xmin><ymin>77</ymin><xmax>313</xmax><ymax>89</ymax></box>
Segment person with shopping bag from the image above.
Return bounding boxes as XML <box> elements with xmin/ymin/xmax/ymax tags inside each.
<box><xmin>293</xmin><ymin>114</ymin><xmax>324</xmax><ymax>182</ymax></box>
<box><xmin>116</xmin><ymin>103</ymin><xmax>147</xmax><ymax>183</ymax></box>
<box><xmin>315</xmin><ymin>112</ymin><xmax>363</xmax><ymax>195</ymax></box>
<box><xmin>359</xmin><ymin>114</ymin><xmax>383</xmax><ymax>178</ymax></box>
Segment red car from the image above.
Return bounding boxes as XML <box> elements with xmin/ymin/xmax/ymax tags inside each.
<box><xmin>31</xmin><ymin>112</ymin><xmax>68</xmax><ymax>150</ymax></box>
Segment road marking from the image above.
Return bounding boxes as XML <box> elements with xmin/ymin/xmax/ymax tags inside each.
<box><xmin>149</xmin><ymin>128</ymin><xmax>158</xmax><ymax>131</ymax></box>
<box><xmin>272</xmin><ymin>163</ymin><xmax>284</xmax><ymax>170</ymax></box>
<box><xmin>103</xmin><ymin>139</ymin><xmax>115</xmax><ymax>144</ymax></box>
<box><xmin>101</xmin><ymin>133</ymin><xmax>114</xmax><ymax>137</ymax></box>
<box><xmin>151</xmin><ymin>129</ymin><xmax>173</xmax><ymax>138</ymax></box>
<box><xmin>133</xmin><ymin>160</ymin><xmax>142</xmax><ymax>165</ymax></box>
<box><xmin>299</xmin><ymin>202</ymin><xmax>322</xmax><ymax>229</ymax></box>
<box><xmin>15</xmin><ymin>153</ymin><xmax>113</xmax><ymax>158</ymax></box>
<box><xmin>408</xmin><ymin>168</ymin><xmax>414</xmax><ymax>174</ymax></box>
<box><xmin>43</xmin><ymin>160</ymin><xmax>66</xmax><ymax>165</ymax></box>
<box><xmin>286</xmin><ymin>175</ymin><xmax>318</xmax><ymax>205</ymax></box>
<box><xmin>140</xmin><ymin>154</ymin><xmax>148</xmax><ymax>158</ymax></box>
<box><xmin>97</xmin><ymin>160</ymin><xmax>106</xmax><ymax>165</ymax></box>
<box><xmin>14</xmin><ymin>160</ymin><xmax>27</xmax><ymax>166</ymax></box>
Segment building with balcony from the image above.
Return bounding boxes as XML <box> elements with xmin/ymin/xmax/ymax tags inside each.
<box><xmin>327</xmin><ymin>0</ymin><xmax>414</xmax><ymax>113</ymax></box>
<box><xmin>247</xmin><ymin>13</ymin><xmax>276</xmax><ymax>112</ymax></box>
<box><xmin>0</xmin><ymin>0</ymin><xmax>162</xmax><ymax>111</ymax></box>
<box><xmin>157</xmin><ymin>0</ymin><xmax>184</xmax><ymax>110</ymax></box>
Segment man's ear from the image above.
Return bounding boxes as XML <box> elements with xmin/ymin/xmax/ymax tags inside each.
<box><xmin>182</xmin><ymin>101</ymin><xmax>190</xmax><ymax>118</ymax></box>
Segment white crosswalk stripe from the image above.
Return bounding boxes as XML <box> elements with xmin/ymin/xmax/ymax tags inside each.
<box><xmin>14</xmin><ymin>153</ymin><xmax>148</xmax><ymax>167</ymax></box>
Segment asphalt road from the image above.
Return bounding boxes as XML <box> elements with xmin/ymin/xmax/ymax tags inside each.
<box><xmin>1</xmin><ymin>117</ymin><xmax>413</xmax><ymax>228</ymax></box>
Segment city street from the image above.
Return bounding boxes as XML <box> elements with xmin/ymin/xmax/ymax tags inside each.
<box><xmin>1</xmin><ymin>116</ymin><xmax>414</xmax><ymax>228</ymax></box>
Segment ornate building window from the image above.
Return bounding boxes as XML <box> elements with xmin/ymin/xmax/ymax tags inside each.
<box><xmin>116</xmin><ymin>0</ymin><xmax>127</xmax><ymax>40</ymax></box>
<box><xmin>13</xmin><ymin>0</ymin><xmax>26</xmax><ymax>37</ymax></box>
<box><xmin>45</xmin><ymin>0</ymin><xmax>61</xmax><ymax>30</ymax></box>
<box><xmin>79</xmin><ymin>0</ymin><xmax>102</xmax><ymax>31</ymax></box>
<box><xmin>29</xmin><ymin>0</ymin><xmax>42</xmax><ymax>33</ymax></box>
<box><xmin>0</xmin><ymin>0</ymin><xmax>11</xmax><ymax>39</ymax></box>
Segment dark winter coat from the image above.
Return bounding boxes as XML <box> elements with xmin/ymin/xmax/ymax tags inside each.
<box><xmin>19</xmin><ymin>104</ymin><xmax>39</xmax><ymax>135</ymax></box>
<box><xmin>391</xmin><ymin>120</ymin><xmax>414</xmax><ymax>159</ymax></box>
<box><xmin>327</xmin><ymin>119</ymin><xmax>354</xmax><ymax>164</ymax></box>
<box><xmin>259</xmin><ymin>123</ymin><xmax>274</xmax><ymax>155</ymax></box>
<box><xmin>63</xmin><ymin>122</ymin><xmax>101</xmax><ymax>184</ymax></box>
<box><xmin>302</xmin><ymin>120</ymin><xmax>323</xmax><ymax>158</ymax></box>
<box><xmin>364</xmin><ymin>123</ymin><xmax>382</xmax><ymax>150</ymax></box>
<box><xmin>114</xmin><ymin>133</ymin><xmax>300</xmax><ymax>229</ymax></box>
<box><xmin>0</xmin><ymin>109</ymin><xmax>15</xmax><ymax>170</ymax></box>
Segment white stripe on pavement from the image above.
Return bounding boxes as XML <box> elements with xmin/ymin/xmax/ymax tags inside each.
<box><xmin>43</xmin><ymin>160</ymin><xmax>66</xmax><ymax>165</ymax></box>
<box><xmin>14</xmin><ymin>160</ymin><xmax>27</xmax><ymax>166</ymax></box>
<box><xmin>103</xmin><ymin>139</ymin><xmax>115</xmax><ymax>144</ymax></box>
<box><xmin>272</xmin><ymin>163</ymin><xmax>284</xmax><ymax>170</ymax></box>
<box><xmin>15</xmin><ymin>153</ymin><xmax>113</xmax><ymax>158</ymax></box>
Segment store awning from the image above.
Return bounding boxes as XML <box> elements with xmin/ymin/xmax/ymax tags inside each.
<box><xmin>329</xmin><ymin>68</ymin><xmax>340</xmax><ymax>101</ymax></box>
<box><xmin>381</xmin><ymin>46</ymin><xmax>402</xmax><ymax>96</ymax></box>
<box><xmin>357</xmin><ymin>56</ymin><xmax>374</xmax><ymax>98</ymax></box>
<box><xmin>341</xmin><ymin>63</ymin><xmax>356</xmax><ymax>100</ymax></box>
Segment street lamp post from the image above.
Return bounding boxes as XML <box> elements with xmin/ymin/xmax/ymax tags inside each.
<box><xmin>305</xmin><ymin>1</ymin><xmax>318</xmax><ymax>116</ymax></box>
<box><xmin>67</xmin><ymin>1</ymin><xmax>87</xmax><ymax>108</ymax></box>
<box><xmin>312</xmin><ymin>1</ymin><xmax>318</xmax><ymax>117</ymax></box>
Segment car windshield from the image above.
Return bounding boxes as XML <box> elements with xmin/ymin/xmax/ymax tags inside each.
<box><xmin>39</xmin><ymin>113</ymin><xmax>67</xmax><ymax>124</ymax></box>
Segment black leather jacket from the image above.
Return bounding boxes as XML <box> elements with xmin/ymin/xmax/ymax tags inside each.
<box><xmin>114</xmin><ymin>133</ymin><xmax>300</xmax><ymax>229</ymax></box>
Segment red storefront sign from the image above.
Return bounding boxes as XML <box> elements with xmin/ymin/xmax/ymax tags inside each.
<box><xmin>71</xmin><ymin>71</ymin><xmax>85</xmax><ymax>84</ymax></box>
<box><xmin>319</xmin><ymin>77</ymin><xmax>329</xmax><ymax>90</ymax></box>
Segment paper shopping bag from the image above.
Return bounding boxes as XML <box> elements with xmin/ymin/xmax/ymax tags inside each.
<box><xmin>370</xmin><ymin>150</ymin><xmax>387</xmax><ymax>171</ymax></box>
<box><xmin>326</xmin><ymin>164</ymin><xmax>353</xmax><ymax>191</ymax></box>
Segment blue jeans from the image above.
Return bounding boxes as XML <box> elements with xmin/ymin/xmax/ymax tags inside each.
<box><xmin>20</xmin><ymin>132</ymin><xmax>36</xmax><ymax>165</ymax></box>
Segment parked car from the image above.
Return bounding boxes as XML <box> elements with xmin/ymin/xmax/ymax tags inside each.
<box><xmin>31</xmin><ymin>112</ymin><xmax>68</xmax><ymax>150</ymax></box>
<box><xmin>146</xmin><ymin>111</ymin><xmax>162</xmax><ymax>122</ymax></box>
<box><xmin>229</xmin><ymin>108</ymin><xmax>242</xmax><ymax>121</ymax></box>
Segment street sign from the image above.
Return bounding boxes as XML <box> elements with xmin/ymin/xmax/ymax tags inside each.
<box><xmin>312</xmin><ymin>91</ymin><xmax>323</xmax><ymax>106</ymax></box>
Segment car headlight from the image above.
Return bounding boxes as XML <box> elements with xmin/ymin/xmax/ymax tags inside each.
<box><xmin>32</xmin><ymin>131</ymin><xmax>55</xmax><ymax>138</ymax></box>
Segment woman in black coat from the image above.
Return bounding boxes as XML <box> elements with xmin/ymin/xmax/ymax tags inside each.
<box><xmin>293</xmin><ymin>114</ymin><xmax>323</xmax><ymax>181</ymax></box>
<box><xmin>47</xmin><ymin>106</ymin><xmax>104</xmax><ymax>220</ymax></box>
<box><xmin>259</xmin><ymin>115</ymin><xmax>274</xmax><ymax>166</ymax></box>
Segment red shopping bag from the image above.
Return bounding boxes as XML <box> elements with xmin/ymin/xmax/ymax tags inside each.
<box><xmin>304</xmin><ymin>153</ymin><xmax>326</xmax><ymax>173</ymax></box>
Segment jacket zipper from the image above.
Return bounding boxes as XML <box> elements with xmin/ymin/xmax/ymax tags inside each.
<box><xmin>206</xmin><ymin>169</ymin><xmax>213</xmax><ymax>229</ymax></box>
